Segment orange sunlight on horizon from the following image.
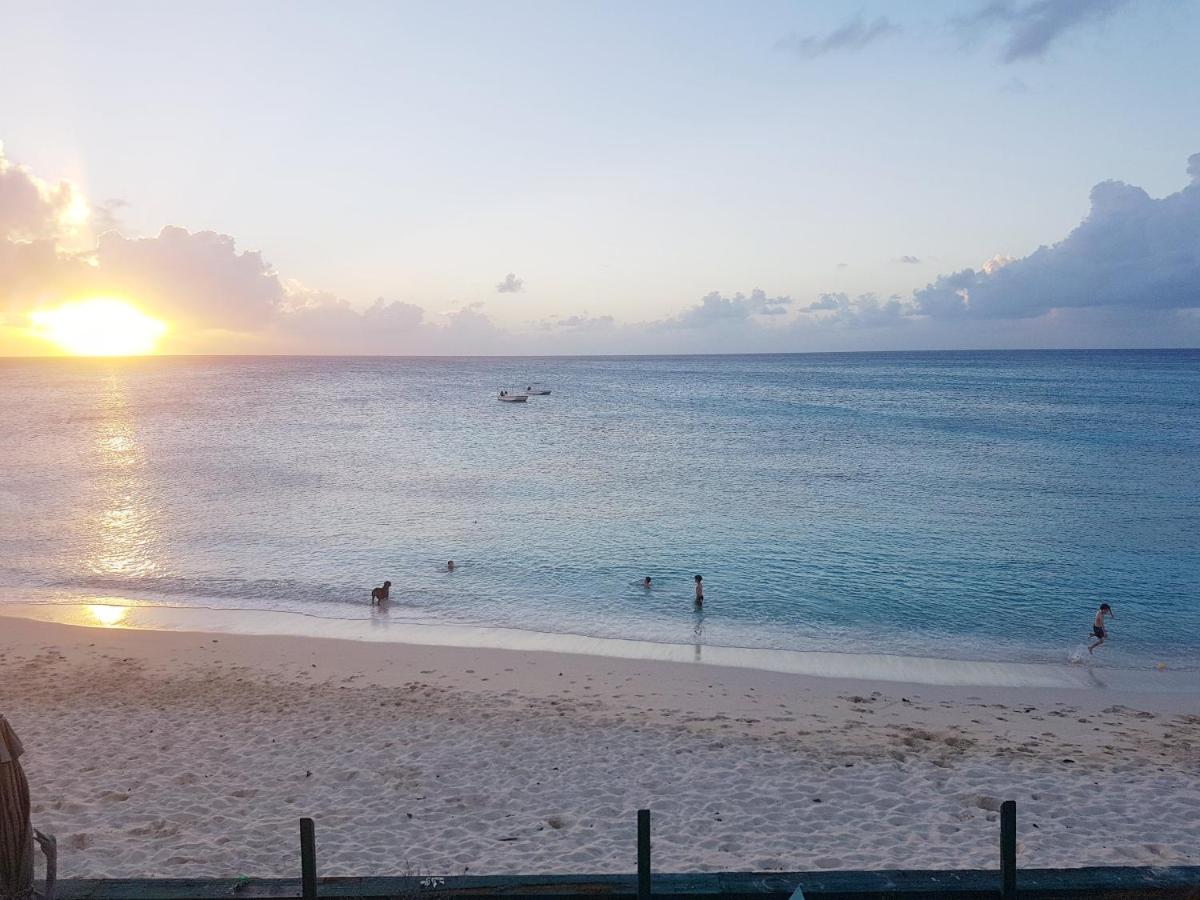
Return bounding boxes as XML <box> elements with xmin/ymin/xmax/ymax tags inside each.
<box><xmin>31</xmin><ymin>297</ymin><xmax>168</xmax><ymax>356</ymax></box>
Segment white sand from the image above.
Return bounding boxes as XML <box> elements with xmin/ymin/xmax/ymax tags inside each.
<box><xmin>2</xmin><ymin>614</ymin><xmax>1197</xmax><ymax>878</ymax></box>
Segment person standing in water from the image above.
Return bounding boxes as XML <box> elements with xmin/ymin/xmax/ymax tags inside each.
<box><xmin>1088</xmin><ymin>603</ymin><xmax>1114</xmax><ymax>654</ymax></box>
<box><xmin>694</xmin><ymin>574</ymin><xmax>704</xmax><ymax>606</ymax></box>
<box><xmin>642</xmin><ymin>576</ymin><xmax>652</xmax><ymax>588</ymax></box>
<box><xmin>447</xmin><ymin>560</ymin><xmax>455</xmax><ymax>572</ymax></box>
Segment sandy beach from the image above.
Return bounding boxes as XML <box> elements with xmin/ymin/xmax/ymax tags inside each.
<box><xmin>2</xmin><ymin>612</ymin><xmax>1197</xmax><ymax>879</ymax></box>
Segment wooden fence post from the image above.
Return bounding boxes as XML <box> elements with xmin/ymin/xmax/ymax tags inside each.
<box><xmin>301</xmin><ymin>817</ymin><xmax>317</xmax><ymax>900</ymax></box>
<box><xmin>1000</xmin><ymin>800</ymin><xmax>1016</xmax><ymax>900</ymax></box>
<box><xmin>637</xmin><ymin>809</ymin><xmax>651</xmax><ymax>900</ymax></box>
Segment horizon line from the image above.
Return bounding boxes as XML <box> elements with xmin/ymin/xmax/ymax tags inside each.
<box><xmin>2</xmin><ymin>347</ymin><xmax>1199</xmax><ymax>362</ymax></box>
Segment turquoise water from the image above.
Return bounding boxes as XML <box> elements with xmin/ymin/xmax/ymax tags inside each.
<box><xmin>1</xmin><ymin>350</ymin><xmax>1197</xmax><ymax>672</ymax></box>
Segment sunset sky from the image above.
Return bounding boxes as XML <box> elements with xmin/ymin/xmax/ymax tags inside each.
<box><xmin>2</xmin><ymin>0</ymin><xmax>1199</xmax><ymax>355</ymax></box>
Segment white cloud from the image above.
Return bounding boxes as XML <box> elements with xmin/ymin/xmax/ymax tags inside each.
<box><xmin>0</xmin><ymin>141</ymin><xmax>88</xmax><ymax>242</ymax></box>
<box><xmin>496</xmin><ymin>272</ymin><xmax>524</xmax><ymax>293</ymax></box>
<box><xmin>3</xmin><ymin>142</ymin><xmax>1199</xmax><ymax>355</ymax></box>
<box><xmin>912</xmin><ymin>157</ymin><xmax>1200</xmax><ymax>319</ymax></box>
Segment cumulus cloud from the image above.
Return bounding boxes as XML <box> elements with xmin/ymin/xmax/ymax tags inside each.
<box><xmin>495</xmin><ymin>272</ymin><xmax>524</xmax><ymax>293</ymax></box>
<box><xmin>96</xmin><ymin>227</ymin><xmax>286</xmax><ymax>330</ymax></box>
<box><xmin>954</xmin><ymin>0</ymin><xmax>1129</xmax><ymax>63</ymax></box>
<box><xmin>670</xmin><ymin>290</ymin><xmax>792</xmax><ymax>327</ymax></box>
<box><xmin>0</xmin><ymin>141</ymin><xmax>87</xmax><ymax>242</ymax></box>
<box><xmin>897</xmin><ymin>255</ymin><xmax>921</xmax><ymax>264</ymax></box>
<box><xmin>776</xmin><ymin>15</ymin><xmax>900</xmax><ymax>59</ymax></box>
<box><xmin>801</xmin><ymin>292</ymin><xmax>912</xmax><ymax>327</ymax></box>
<box><xmin>4</xmin><ymin>141</ymin><xmax>1199</xmax><ymax>355</ymax></box>
<box><xmin>911</xmin><ymin>156</ymin><xmax>1200</xmax><ymax>319</ymax></box>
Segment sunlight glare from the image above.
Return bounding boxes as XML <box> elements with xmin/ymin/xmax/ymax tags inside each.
<box><xmin>31</xmin><ymin>298</ymin><xmax>167</xmax><ymax>356</ymax></box>
<box><xmin>86</xmin><ymin>604</ymin><xmax>129</xmax><ymax>627</ymax></box>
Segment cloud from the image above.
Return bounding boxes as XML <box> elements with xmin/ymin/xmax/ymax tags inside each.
<box><xmin>954</xmin><ymin>0</ymin><xmax>1129</xmax><ymax>63</ymax></box>
<box><xmin>896</xmin><ymin>255</ymin><xmax>921</xmax><ymax>264</ymax></box>
<box><xmin>91</xmin><ymin>199</ymin><xmax>129</xmax><ymax>235</ymax></box>
<box><xmin>804</xmin><ymin>294</ymin><xmax>842</xmax><ymax>312</ymax></box>
<box><xmin>669</xmin><ymin>289</ymin><xmax>792</xmax><ymax>327</ymax></box>
<box><xmin>95</xmin><ymin>227</ymin><xmax>286</xmax><ymax>330</ymax></box>
<box><xmin>911</xmin><ymin>154</ymin><xmax>1200</xmax><ymax>319</ymax></box>
<box><xmin>3</xmin><ymin>142</ymin><xmax>1199</xmax><ymax>355</ymax></box>
<box><xmin>0</xmin><ymin>141</ymin><xmax>87</xmax><ymax>242</ymax></box>
<box><xmin>776</xmin><ymin>15</ymin><xmax>900</xmax><ymax>59</ymax></box>
<box><xmin>800</xmin><ymin>292</ymin><xmax>913</xmax><ymax>327</ymax></box>
<box><xmin>495</xmin><ymin>272</ymin><xmax>524</xmax><ymax>293</ymax></box>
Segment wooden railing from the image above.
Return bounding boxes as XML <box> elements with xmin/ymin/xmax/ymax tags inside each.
<box><xmin>45</xmin><ymin>802</ymin><xmax>1200</xmax><ymax>900</ymax></box>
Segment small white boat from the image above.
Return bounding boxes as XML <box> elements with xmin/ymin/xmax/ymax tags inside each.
<box><xmin>497</xmin><ymin>392</ymin><xmax>527</xmax><ymax>402</ymax></box>
<box><xmin>524</xmin><ymin>383</ymin><xmax>552</xmax><ymax>396</ymax></box>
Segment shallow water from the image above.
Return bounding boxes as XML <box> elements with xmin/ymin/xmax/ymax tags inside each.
<box><xmin>1</xmin><ymin>351</ymin><xmax>1197</xmax><ymax>676</ymax></box>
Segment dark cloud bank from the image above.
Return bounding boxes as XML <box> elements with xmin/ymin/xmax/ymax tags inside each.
<box><xmin>2</xmin><ymin>144</ymin><xmax>1199</xmax><ymax>354</ymax></box>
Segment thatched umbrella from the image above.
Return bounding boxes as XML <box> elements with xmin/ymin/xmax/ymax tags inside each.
<box><xmin>0</xmin><ymin>714</ymin><xmax>33</xmax><ymax>900</ymax></box>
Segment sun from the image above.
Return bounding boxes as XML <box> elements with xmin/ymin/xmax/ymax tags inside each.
<box><xmin>31</xmin><ymin>297</ymin><xmax>167</xmax><ymax>356</ymax></box>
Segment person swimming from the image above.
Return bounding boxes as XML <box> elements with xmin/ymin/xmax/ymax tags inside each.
<box><xmin>447</xmin><ymin>560</ymin><xmax>456</xmax><ymax>572</ymax></box>
<box><xmin>643</xmin><ymin>576</ymin><xmax>652</xmax><ymax>588</ymax></box>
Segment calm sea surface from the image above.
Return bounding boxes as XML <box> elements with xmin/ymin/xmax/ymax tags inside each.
<box><xmin>2</xmin><ymin>351</ymin><xmax>1198</xmax><ymax>671</ymax></box>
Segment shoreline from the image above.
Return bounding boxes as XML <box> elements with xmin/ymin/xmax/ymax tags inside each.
<box><xmin>3</xmin><ymin>614</ymin><xmax>1198</xmax><ymax>877</ymax></box>
<box><xmin>2</xmin><ymin>601</ymin><xmax>1192</xmax><ymax>693</ymax></box>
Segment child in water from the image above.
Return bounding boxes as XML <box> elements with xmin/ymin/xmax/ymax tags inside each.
<box><xmin>1088</xmin><ymin>603</ymin><xmax>1114</xmax><ymax>654</ymax></box>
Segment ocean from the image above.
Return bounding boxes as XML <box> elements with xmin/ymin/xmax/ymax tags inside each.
<box><xmin>2</xmin><ymin>350</ymin><xmax>1197</xmax><ymax>678</ymax></box>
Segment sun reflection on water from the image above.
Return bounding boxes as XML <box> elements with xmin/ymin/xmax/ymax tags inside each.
<box><xmin>86</xmin><ymin>374</ymin><xmax>160</xmax><ymax>579</ymax></box>
<box><xmin>86</xmin><ymin>604</ymin><xmax>129</xmax><ymax>627</ymax></box>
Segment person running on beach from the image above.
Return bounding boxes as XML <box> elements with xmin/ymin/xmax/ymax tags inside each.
<box><xmin>694</xmin><ymin>574</ymin><xmax>704</xmax><ymax>606</ymax></box>
<box><xmin>1088</xmin><ymin>603</ymin><xmax>1114</xmax><ymax>654</ymax></box>
<box><xmin>370</xmin><ymin>580</ymin><xmax>391</xmax><ymax>604</ymax></box>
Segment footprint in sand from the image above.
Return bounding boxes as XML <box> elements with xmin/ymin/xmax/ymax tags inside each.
<box><xmin>66</xmin><ymin>833</ymin><xmax>92</xmax><ymax>851</ymax></box>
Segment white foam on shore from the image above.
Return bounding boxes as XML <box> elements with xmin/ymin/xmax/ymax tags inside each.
<box><xmin>0</xmin><ymin>600</ymin><xmax>1152</xmax><ymax>690</ymax></box>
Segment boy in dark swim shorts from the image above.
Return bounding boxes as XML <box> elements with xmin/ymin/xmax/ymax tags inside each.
<box><xmin>1088</xmin><ymin>603</ymin><xmax>1113</xmax><ymax>654</ymax></box>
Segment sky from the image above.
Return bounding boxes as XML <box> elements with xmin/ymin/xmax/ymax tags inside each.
<box><xmin>1</xmin><ymin>0</ymin><xmax>1199</xmax><ymax>355</ymax></box>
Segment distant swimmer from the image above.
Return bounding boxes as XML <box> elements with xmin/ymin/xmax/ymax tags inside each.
<box><xmin>694</xmin><ymin>574</ymin><xmax>704</xmax><ymax>606</ymax></box>
<box><xmin>371</xmin><ymin>580</ymin><xmax>392</xmax><ymax>604</ymax></box>
<box><xmin>643</xmin><ymin>576</ymin><xmax>652</xmax><ymax>588</ymax></box>
<box><xmin>1088</xmin><ymin>603</ymin><xmax>1114</xmax><ymax>654</ymax></box>
<box><xmin>447</xmin><ymin>560</ymin><xmax>456</xmax><ymax>572</ymax></box>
